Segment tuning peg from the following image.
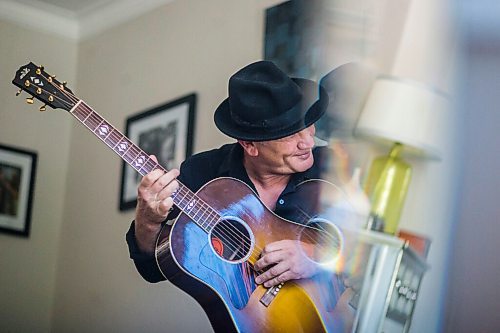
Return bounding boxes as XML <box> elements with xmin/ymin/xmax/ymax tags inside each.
<box><xmin>39</xmin><ymin>104</ymin><xmax>46</xmax><ymax>112</ymax></box>
<box><xmin>36</xmin><ymin>87</ymin><xmax>42</xmax><ymax>94</ymax></box>
<box><xmin>26</xmin><ymin>96</ymin><xmax>34</xmax><ymax>104</ymax></box>
<box><xmin>36</xmin><ymin>65</ymin><xmax>44</xmax><ymax>74</ymax></box>
<box><xmin>15</xmin><ymin>89</ymin><xmax>22</xmax><ymax>96</ymax></box>
<box><xmin>48</xmin><ymin>75</ymin><xmax>56</xmax><ymax>83</ymax></box>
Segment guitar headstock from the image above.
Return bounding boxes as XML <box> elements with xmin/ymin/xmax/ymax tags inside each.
<box><xmin>12</xmin><ymin>62</ymin><xmax>76</xmax><ymax>112</ymax></box>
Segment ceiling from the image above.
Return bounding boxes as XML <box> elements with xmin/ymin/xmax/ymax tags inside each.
<box><xmin>13</xmin><ymin>0</ymin><xmax>117</xmax><ymax>15</ymax></box>
<box><xmin>0</xmin><ymin>0</ymin><xmax>173</xmax><ymax>40</ymax></box>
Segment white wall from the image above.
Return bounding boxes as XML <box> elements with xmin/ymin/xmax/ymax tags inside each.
<box><xmin>0</xmin><ymin>20</ymin><xmax>77</xmax><ymax>332</ymax></box>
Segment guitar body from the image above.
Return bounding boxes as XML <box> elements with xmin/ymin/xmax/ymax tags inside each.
<box><xmin>156</xmin><ymin>177</ymin><xmax>347</xmax><ymax>332</ymax></box>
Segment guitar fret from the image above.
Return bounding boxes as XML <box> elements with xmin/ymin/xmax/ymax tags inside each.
<box><xmin>172</xmin><ymin>188</ymin><xmax>214</xmax><ymax>233</ymax></box>
<box><xmin>203</xmin><ymin>207</ymin><xmax>217</xmax><ymax>230</ymax></box>
<box><xmin>207</xmin><ymin>205</ymin><xmax>218</xmax><ymax>228</ymax></box>
<box><xmin>123</xmin><ymin>145</ymin><xmax>147</xmax><ymax>174</ymax></box>
<box><xmin>77</xmin><ymin>112</ymin><xmax>98</xmax><ymax>133</ymax></box>
<box><xmin>174</xmin><ymin>189</ymin><xmax>193</xmax><ymax>215</ymax></box>
<box><xmin>94</xmin><ymin>119</ymin><xmax>113</xmax><ymax>141</ymax></box>
<box><xmin>71</xmin><ymin>104</ymin><xmax>91</xmax><ymax>122</ymax></box>
<box><xmin>109</xmin><ymin>131</ymin><xmax>122</xmax><ymax>149</ymax></box>
<box><xmin>193</xmin><ymin>204</ymin><xmax>204</xmax><ymax>223</ymax></box>
<box><xmin>114</xmin><ymin>137</ymin><xmax>132</xmax><ymax>157</ymax></box>
<box><xmin>121</xmin><ymin>143</ymin><xmax>136</xmax><ymax>164</ymax></box>
<box><xmin>173</xmin><ymin>189</ymin><xmax>188</xmax><ymax>210</ymax></box>
<box><xmin>189</xmin><ymin>199</ymin><xmax>202</xmax><ymax>220</ymax></box>
<box><xmin>104</xmin><ymin>129</ymin><xmax>122</xmax><ymax>149</ymax></box>
<box><xmin>196</xmin><ymin>202</ymin><xmax>209</xmax><ymax>229</ymax></box>
<box><xmin>84</xmin><ymin>112</ymin><xmax>102</xmax><ymax>131</ymax></box>
<box><xmin>137</xmin><ymin>158</ymin><xmax>154</xmax><ymax>174</ymax></box>
<box><xmin>141</xmin><ymin>160</ymin><xmax>158</xmax><ymax>174</ymax></box>
<box><xmin>80</xmin><ymin>109</ymin><xmax>93</xmax><ymax>123</ymax></box>
<box><xmin>132</xmin><ymin>152</ymin><xmax>148</xmax><ymax>172</ymax></box>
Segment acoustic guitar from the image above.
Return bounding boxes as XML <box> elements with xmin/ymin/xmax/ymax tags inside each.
<box><xmin>13</xmin><ymin>62</ymin><xmax>355</xmax><ymax>332</ymax></box>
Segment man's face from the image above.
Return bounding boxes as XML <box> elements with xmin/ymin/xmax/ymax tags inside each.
<box><xmin>253</xmin><ymin>125</ymin><xmax>316</xmax><ymax>175</ymax></box>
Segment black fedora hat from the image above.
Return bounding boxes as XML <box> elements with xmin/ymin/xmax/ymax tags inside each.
<box><xmin>214</xmin><ymin>60</ymin><xmax>329</xmax><ymax>141</ymax></box>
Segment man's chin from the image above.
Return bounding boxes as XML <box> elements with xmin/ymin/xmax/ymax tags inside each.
<box><xmin>292</xmin><ymin>156</ymin><xmax>314</xmax><ymax>172</ymax></box>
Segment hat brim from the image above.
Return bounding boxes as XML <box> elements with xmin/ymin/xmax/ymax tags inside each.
<box><xmin>214</xmin><ymin>78</ymin><xmax>329</xmax><ymax>141</ymax></box>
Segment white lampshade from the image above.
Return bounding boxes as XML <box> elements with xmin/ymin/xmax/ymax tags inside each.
<box><xmin>354</xmin><ymin>76</ymin><xmax>449</xmax><ymax>160</ymax></box>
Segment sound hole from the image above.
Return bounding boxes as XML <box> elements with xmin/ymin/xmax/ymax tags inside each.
<box><xmin>299</xmin><ymin>218</ymin><xmax>343</xmax><ymax>264</ymax></box>
<box><xmin>209</xmin><ymin>217</ymin><xmax>253</xmax><ymax>263</ymax></box>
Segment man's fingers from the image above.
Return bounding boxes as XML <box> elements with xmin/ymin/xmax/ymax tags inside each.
<box><xmin>261</xmin><ymin>240</ymin><xmax>288</xmax><ymax>255</ymax></box>
<box><xmin>255</xmin><ymin>261</ymin><xmax>289</xmax><ymax>285</ymax></box>
<box><xmin>254</xmin><ymin>250</ymin><xmax>286</xmax><ymax>271</ymax></box>
<box><xmin>149</xmin><ymin>155</ymin><xmax>158</xmax><ymax>163</ymax></box>
<box><xmin>156</xmin><ymin>197</ymin><xmax>175</xmax><ymax>216</ymax></box>
<box><xmin>263</xmin><ymin>271</ymin><xmax>294</xmax><ymax>287</ymax></box>
<box><xmin>151</xmin><ymin>169</ymin><xmax>180</xmax><ymax>193</ymax></box>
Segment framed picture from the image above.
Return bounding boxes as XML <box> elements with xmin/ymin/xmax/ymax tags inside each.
<box><xmin>0</xmin><ymin>144</ymin><xmax>37</xmax><ymax>237</ymax></box>
<box><xmin>119</xmin><ymin>93</ymin><xmax>196</xmax><ymax>211</ymax></box>
<box><xmin>264</xmin><ymin>0</ymin><xmax>326</xmax><ymax>79</ymax></box>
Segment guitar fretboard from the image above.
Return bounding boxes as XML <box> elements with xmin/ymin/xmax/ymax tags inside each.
<box><xmin>70</xmin><ymin>100</ymin><xmax>219</xmax><ymax>233</ymax></box>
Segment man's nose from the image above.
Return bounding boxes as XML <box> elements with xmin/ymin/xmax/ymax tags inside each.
<box><xmin>297</xmin><ymin>127</ymin><xmax>315</xmax><ymax>149</ymax></box>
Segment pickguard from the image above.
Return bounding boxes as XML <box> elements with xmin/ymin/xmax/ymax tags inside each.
<box><xmin>199</xmin><ymin>243</ymin><xmax>257</xmax><ymax>309</ymax></box>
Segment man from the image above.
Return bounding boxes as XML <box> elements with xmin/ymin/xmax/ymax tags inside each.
<box><xmin>126</xmin><ymin>60</ymin><xmax>353</xmax><ymax>331</ymax></box>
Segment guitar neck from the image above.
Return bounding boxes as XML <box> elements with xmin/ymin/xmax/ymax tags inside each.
<box><xmin>71</xmin><ymin>100</ymin><xmax>159</xmax><ymax>176</ymax></box>
<box><xmin>69</xmin><ymin>100</ymin><xmax>217</xmax><ymax>232</ymax></box>
<box><xmin>11</xmin><ymin>62</ymin><xmax>216</xmax><ymax>233</ymax></box>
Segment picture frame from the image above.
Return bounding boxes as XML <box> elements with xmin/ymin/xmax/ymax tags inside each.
<box><xmin>264</xmin><ymin>0</ymin><xmax>325</xmax><ymax>79</ymax></box>
<box><xmin>0</xmin><ymin>144</ymin><xmax>37</xmax><ymax>237</ymax></box>
<box><xmin>119</xmin><ymin>93</ymin><xmax>196</xmax><ymax>211</ymax></box>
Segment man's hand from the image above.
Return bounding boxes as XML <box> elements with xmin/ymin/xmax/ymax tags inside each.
<box><xmin>253</xmin><ymin>240</ymin><xmax>319</xmax><ymax>287</ymax></box>
<box><xmin>134</xmin><ymin>156</ymin><xmax>180</xmax><ymax>254</ymax></box>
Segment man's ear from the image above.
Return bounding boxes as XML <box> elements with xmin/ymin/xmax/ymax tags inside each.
<box><xmin>238</xmin><ymin>140</ymin><xmax>259</xmax><ymax>157</ymax></box>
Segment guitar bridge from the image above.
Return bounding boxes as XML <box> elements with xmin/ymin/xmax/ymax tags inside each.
<box><xmin>259</xmin><ymin>283</ymin><xmax>284</xmax><ymax>307</ymax></box>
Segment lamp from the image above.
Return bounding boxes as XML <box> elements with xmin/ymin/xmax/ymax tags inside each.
<box><xmin>354</xmin><ymin>76</ymin><xmax>448</xmax><ymax>234</ymax></box>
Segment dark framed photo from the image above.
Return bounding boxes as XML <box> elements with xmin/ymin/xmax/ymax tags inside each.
<box><xmin>0</xmin><ymin>144</ymin><xmax>37</xmax><ymax>237</ymax></box>
<box><xmin>119</xmin><ymin>93</ymin><xmax>196</xmax><ymax>211</ymax></box>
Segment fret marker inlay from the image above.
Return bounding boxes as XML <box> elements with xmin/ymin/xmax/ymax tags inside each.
<box><xmin>186</xmin><ymin>200</ymin><xmax>197</xmax><ymax>211</ymax></box>
<box><xmin>134</xmin><ymin>155</ymin><xmax>146</xmax><ymax>168</ymax></box>
<box><xmin>117</xmin><ymin>142</ymin><xmax>128</xmax><ymax>152</ymax></box>
<box><xmin>98</xmin><ymin>124</ymin><xmax>110</xmax><ymax>137</ymax></box>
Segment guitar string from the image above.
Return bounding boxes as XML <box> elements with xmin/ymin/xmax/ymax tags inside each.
<box><xmin>68</xmin><ymin>107</ymin><xmax>247</xmax><ymax>257</ymax></box>
<box><xmin>30</xmin><ymin>74</ymin><xmax>343</xmax><ymax>264</ymax></box>
<box><xmin>168</xmin><ymin>179</ymin><xmax>342</xmax><ymax>263</ymax></box>
<box><xmin>41</xmin><ymin>82</ymin><xmax>274</xmax><ymax>262</ymax></box>
<box><xmin>35</xmin><ymin>72</ymin><xmax>343</xmax><ymax>266</ymax></box>
<box><xmin>33</xmin><ymin>74</ymin><xmax>343</xmax><ymax>266</ymax></box>
<box><xmin>60</xmin><ymin>94</ymin><xmax>261</xmax><ymax>256</ymax></box>
<box><xmin>34</xmin><ymin>77</ymin><xmax>343</xmax><ymax>289</ymax></box>
<box><xmin>33</xmin><ymin>77</ymin><xmax>261</xmax><ymax>259</ymax></box>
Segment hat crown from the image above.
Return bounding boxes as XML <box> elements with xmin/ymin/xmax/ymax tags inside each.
<box><xmin>228</xmin><ymin>61</ymin><xmax>302</xmax><ymax>127</ymax></box>
<box><xmin>214</xmin><ymin>60</ymin><xmax>328</xmax><ymax>141</ymax></box>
